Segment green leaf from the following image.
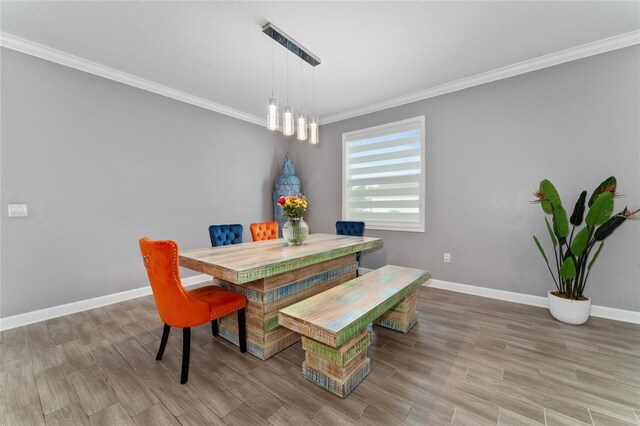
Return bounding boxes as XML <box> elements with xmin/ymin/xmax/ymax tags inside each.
<box><xmin>540</xmin><ymin>180</ymin><xmax>561</xmax><ymax>214</ymax></box>
<box><xmin>552</xmin><ymin>205</ymin><xmax>569</xmax><ymax>238</ymax></box>
<box><xmin>588</xmin><ymin>176</ymin><xmax>616</xmax><ymax>207</ymax></box>
<box><xmin>545</xmin><ymin>217</ymin><xmax>557</xmax><ymax>246</ymax></box>
<box><xmin>533</xmin><ymin>236</ymin><xmax>549</xmax><ymax>264</ymax></box>
<box><xmin>570</xmin><ymin>227</ymin><xmax>590</xmax><ymax>256</ymax></box>
<box><xmin>569</xmin><ymin>191</ymin><xmax>587</xmax><ymax>226</ymax></box>
<box><xmin>588</xmin><ymin>242</ymin><xmax>604</xmax><ymax>270</ymax></box>
<box><xmin>559</xmin><ymin>257</ymin><xmax>576</xmax><ymax>280</ymax></box>
<box><xmin>594</xmin><ymin>208</ymin><xmax>627</xmax><ymax>241</ymax></box>
<box><xmin>585</xmin><ymin>192</ymin><xmax>614</xmax><ymax>227</ymax></box>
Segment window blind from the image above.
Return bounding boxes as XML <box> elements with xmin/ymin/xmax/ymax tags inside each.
<box><xmin>342</xmin><ymin>117</ymin><xmax>425</xmax><ymax>232</ymax></box>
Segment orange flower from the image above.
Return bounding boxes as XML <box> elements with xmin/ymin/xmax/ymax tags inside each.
<box><xmin>531</xmin><ymin>189</ymin><xmax>545</xmax><ymax>203</ymax></box>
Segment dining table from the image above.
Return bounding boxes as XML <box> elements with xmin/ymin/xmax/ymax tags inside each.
<box><xmin>179</xmin><ymin>233</ymin><xmax>383</xmax><ymax>359</ymax></box>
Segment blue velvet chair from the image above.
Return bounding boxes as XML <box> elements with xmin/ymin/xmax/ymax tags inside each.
<box><xmin>209</xmin><ymin>224</ymin><xmax>243</xmax><ymax>247</ymax></box>
<box><xmin>336</xmin><ymin>221</ymin><xmax>365</xmax><ymax>276</ymax></box>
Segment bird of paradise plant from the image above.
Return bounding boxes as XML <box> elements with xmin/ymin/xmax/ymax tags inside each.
<box><xmin>532</xmin><ymin>176</ymin><xmax>638</xmax><ymax>300</ymax></box>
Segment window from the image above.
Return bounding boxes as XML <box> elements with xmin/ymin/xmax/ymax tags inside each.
<box><xmin>342</xmin><ymin>116</ymin><xmax>425</xmax><ymax>232</ymax></box>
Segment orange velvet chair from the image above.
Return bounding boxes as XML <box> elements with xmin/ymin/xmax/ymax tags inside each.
<box><xmin>139</xmin><ymin>237</ymin><xmax>247</xmax><ymax>384</ymax></box>
<box><xmin>250</xmin><ymin>221</ymin><xmax>279</xmax><ymax>241</ymax></box>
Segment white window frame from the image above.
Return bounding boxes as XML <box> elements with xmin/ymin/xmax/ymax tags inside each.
<box><xmin>342</xmin><ymin>116</ymin><xmax>426</xmax><ymax>233</ymax></box>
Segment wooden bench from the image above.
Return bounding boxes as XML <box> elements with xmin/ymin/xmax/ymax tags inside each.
<box><xmin>278</xmin><ymin>265</ymin><xmax>431</xmax><ymax>397</ymax></box>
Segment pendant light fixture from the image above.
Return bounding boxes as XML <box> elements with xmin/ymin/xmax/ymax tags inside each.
<box><xmin>266</xmin><ymin>39</ymin><xmax>279</xmax><ymax>131</ymax></box>
<box><xmin>263</xmin><ymin>22</ymin><xmax>321</xmax><ymax>144</ymax></box>
<box><xmin>309</xmin><ymin>66</ymin><xmax>319</xmax><ymax>145</ymax></box>
<box><xmin>296</xmin><ymin>61</ymin><xmax>307</xmax><ymax>141</ymax></box>
<box><xmin>282</xmin><ymin>44</ymin><xmax>294</xmax><ymax>136</ymax></box>
<box><xmin>267</xmin><ymin>98</ymin><xmax>279</xmax><ymax>131</ymax></box>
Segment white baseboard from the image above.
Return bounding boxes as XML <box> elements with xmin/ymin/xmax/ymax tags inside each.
<box><xmin>428</xmin><ymin>279</ymin><xmax>548</xmax><ymax>308</ymax></box>
<box><xmin>427</xmin><ymin>279</ymin><xmax>640</xmax><ymax>324</ymax></box>
<box><xmin>0</xmin><ymin>274</ymin><xmax>212</xmax><ymax>331</ymax></box>
<box><xmin>589</xmin><ymin>305</ymin><xmax>640</xmax><ymax>324</ymax></box>
<box><xmin>3</xmin><ymin>272</ymin><xmax>637</xmax><ymax>330</ymax></box>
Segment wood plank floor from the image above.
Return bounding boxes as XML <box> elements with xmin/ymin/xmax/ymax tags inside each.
<box><xmin>2</xmin><ymin>286</ymin><xmax>639</xmax><ymax>425</ymax></box>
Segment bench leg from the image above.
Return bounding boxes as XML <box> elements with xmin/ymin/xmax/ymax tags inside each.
<box><xmin>374</xmin><ymin>292</ymin><xmax>418</xmax><ymax>333</ymax></box>
<box><xmin>300</xmin><ymin>329</ymin><xmax>371</xmax><ymax>398</ymax></box>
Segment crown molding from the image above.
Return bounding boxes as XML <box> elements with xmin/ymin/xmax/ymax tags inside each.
<box><xmin>320</xmin><ymin>30</ymin><xmax>640</xmax><ymax>125</ymax></box>
<box><xmin>0</xmin><ymin>32</ymin><xmax>267</xmax><ymax>127</ymax></box>
<box><xmin>2</xmin><ymin>30</ymin><xmax>638</xmax><ymax>128</ymax></box>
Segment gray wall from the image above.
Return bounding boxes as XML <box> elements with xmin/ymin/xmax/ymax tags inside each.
<box><xmin>1</xmin><ymin>48</ymin><xmax>287</xmax><ymax>317</ymax></box>
<box><xmin>290</xmin><ymin>46</ymin><xmax>640</xmax><ymax>311</ymax></box>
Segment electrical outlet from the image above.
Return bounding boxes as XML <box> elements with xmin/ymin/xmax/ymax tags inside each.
<box><xmin>8</xmin><ymin>204</ymin><xmax>28</xmax><ymax>217</ymax></box>
<box><xmin>444</xmin><ymin>253</ymin><xmax>451</xmax><ymax>263</ymax></box>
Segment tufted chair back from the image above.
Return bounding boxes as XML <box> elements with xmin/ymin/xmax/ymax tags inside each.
<box><xmin>209</xmin><ymin>224</ymin><xmax>243</xmax><ymax>247</ymax></box>
<box><xmin>336</xmin><ymin>221</ymin><xmax>365</xmax><ymax>237</ymax></box>
<box><xmin>139</xmin><ymin>237</ymin><xmax>209</xmax><ymax>328</ymax></box>
<box><xmin>336</xmin><ymin>221</ymin><xmax>365</xmax><ymax>273</ymax></box>
<box><xmin>250</xmin><ymin>221</ymin><xmax>279</xmax><ymax>241</ymax></box>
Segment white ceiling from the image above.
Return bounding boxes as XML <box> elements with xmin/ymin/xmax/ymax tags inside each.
<box><xmin>2</xmin><ymin>1</ymin><xmax>639</xmax><ymax>123</ymax></box>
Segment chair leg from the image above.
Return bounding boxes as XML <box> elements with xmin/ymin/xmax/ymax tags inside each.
<box><xmin>180</xmin><ymin>328</ymin><xmax>191</xmax><ymax>384</ymax></box>
<box><xmin>211</xmin><ymin>319</ymin><xmax>219</xmax><ymax>337</ymax></box>
<box><xmin>237</xmin><ymin>308</ymin><xmax>247</xmax><ymax>353</ymax></box>
<box><xmin>156</xmin><ymin>324</ymin><xmax>171</xmax><ymax>360</ymax></box>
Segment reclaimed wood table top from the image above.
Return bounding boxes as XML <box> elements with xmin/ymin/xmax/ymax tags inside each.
<box><xmin>278</xmin><ymin>265</ymin><xmax>431</xmax><ymax>347</ymax></box>
<box><xmin>179</xmin><ymin>233</ymin><xmax>383</xmax><ymax>285</ymax></box>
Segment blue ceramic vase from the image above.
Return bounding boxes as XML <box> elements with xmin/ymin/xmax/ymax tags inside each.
<box><xmin>273</xmin><ymin>153</ymin><xmax>302</xmax><ymax>237</ymax></box>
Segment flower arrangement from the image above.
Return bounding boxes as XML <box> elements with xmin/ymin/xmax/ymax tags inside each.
<box><xmin>277</xmin><ymin>195</ymin><xmax>308</xmax><ymax>219</ymax></box>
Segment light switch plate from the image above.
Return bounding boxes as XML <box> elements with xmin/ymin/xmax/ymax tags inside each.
<box><xmin>8</xmin><ymin>204</ymin><xmax>28</xmax><ymax>217</ymax></box>
<box><xmin>444</xmin><ymin>253</ymin><xmax>451</xmax><ymax>263</ymax></box>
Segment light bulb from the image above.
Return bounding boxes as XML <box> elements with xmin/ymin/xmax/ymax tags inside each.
<box><xmin>297</xmin><ymin>112</ymin><xmax>307</xmax><ymax>141</ymax></box>
<box><xmin>283</xmin><ymin>105</ymin><xmax>294</xmax><ymax>136</ymax></box>
<box><xmin>267</xmin><ymin>97</ymin><xmax>279</xmax><ymax>131</ymax></box>
<box><xmin>309</xmin><ymin>115</ymin><xmax>319</xmax><ymax>144</ymax></box>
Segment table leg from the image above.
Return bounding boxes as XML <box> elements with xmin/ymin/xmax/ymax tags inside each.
<box><xmin>374</xmin><ymin>292</ymin><xmax>418</xmax><ymax>333</ymax></box>
<box><xmin>301</xmin><ymin>329</ymin><xmax>371</xmax><ymax>398</ymax></box>
<box><xmin>214</xmin><ymin>254</ymin><xmax>358</xmax><ymax>360</ymax></box>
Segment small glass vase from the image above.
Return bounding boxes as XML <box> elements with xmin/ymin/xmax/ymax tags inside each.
<box><xmin>282</xmin><ymin>217</ymin><xmax>309</xmax><ymax>246</ymax></box>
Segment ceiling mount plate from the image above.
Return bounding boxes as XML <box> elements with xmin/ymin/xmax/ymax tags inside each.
<box><xmin>262</xmin><ymin>22</ymin><xmax>321</xmax><ymax>67</ymax></box>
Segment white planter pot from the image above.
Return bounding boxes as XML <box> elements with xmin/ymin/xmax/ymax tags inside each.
<box><xmin>547</xmin><ymin>291</ymin><xmax>592</xmax><ymax>325</ymax></box>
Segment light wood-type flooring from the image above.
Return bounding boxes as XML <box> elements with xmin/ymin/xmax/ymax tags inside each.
<box><xmin>1</xmin><ymin>286</ymin><xmax>639</xmax><ymax>425</ymax></box>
